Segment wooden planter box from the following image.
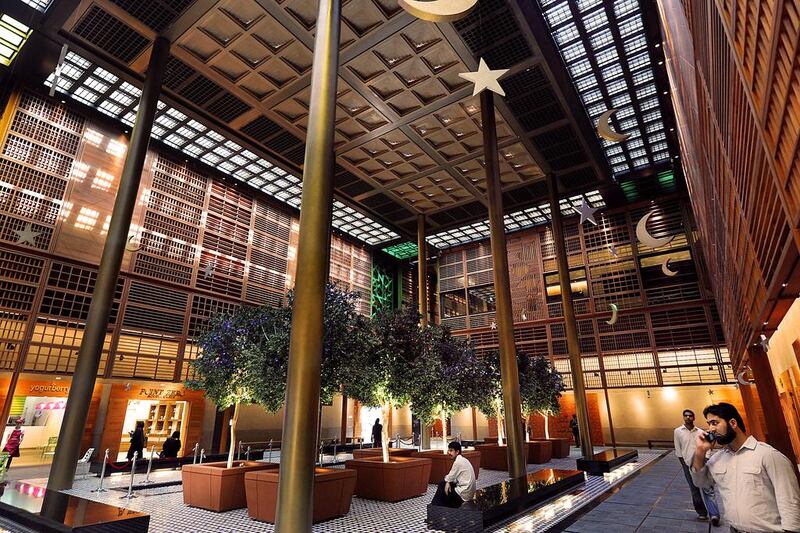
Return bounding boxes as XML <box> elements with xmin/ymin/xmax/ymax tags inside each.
<box><xmin>544</xmin><ymin>438</ymin><xmax>571</xmax><ymax>458</ymax></box>
<box><xmin>412</xmin><ymin>450</ymin><xmax>481</xmax><ymax>484</ymax></box>
<box><xmin>525</xmin><ymin>440</ymin><xmax>552</xmax><ymax>464</ymax></box>
<box><xmin>344</xmin><ymin>456</ymin><xmax>432</xmax><ymax>502</ymax></box>
<box><xmin>244</xmin><ymin>467</ymin><xmax>356</xmax><ymax>523</ymax></box>
<box><xmin>474</xmin><ymin>443</ymin><xmax>528</xmax><ymax>471</ymax></box>
<box><xmin>351</xmin><ymin>447</ymin><xmax>416</xmax><ymax>459</ymax></box>
<box><xmin>182</xmin><ymin>461</ymin><xmax>276</xmax><ymax>512</ymax></box>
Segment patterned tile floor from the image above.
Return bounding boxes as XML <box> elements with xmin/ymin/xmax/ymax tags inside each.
<box><xmin>3</xmin><ymin>447</ymin><xmax>670</xmax><ymax>532</ymax></box>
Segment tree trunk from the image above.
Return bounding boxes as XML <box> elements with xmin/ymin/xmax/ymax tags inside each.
<box><xmin>494</xmin><ymin>398</ymin><xmax>505</xmax><ymax>444</ymax></box>
<box><xmin>440</xmin><ymin>410</ymin><xmax>448</xmax><ymax>454</ymax></box>
<box><xmin>542</xmin><ymin>411</ymin><xmax>550</xmax><ymax>440</ymax></box>
<box><xmin>381</xmin><ymin>402</ymin><xmax>390</xmax><ymax>463</ymax></box>
<box><xmin>227</xmin><ymin>402</ymin><xmax>240</xmax><ymax>469</ymax></box>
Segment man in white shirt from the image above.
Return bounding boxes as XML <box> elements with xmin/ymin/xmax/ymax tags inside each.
<box><xmin>691</xmin><ymin>402</ymin><xmax>800</xmax><ymax>533</ymax></box>
<box><xmin>674</xmin><ymin>409</ymin><xmax>720</xmax><ymax>524</ymax></box>
<box><xmin>431</xmin><ymin>441</ymin><xmax>476</xmax><ymax>508</ymax></box>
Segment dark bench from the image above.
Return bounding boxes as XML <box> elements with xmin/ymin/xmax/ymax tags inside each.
<box><xmin>426</xmin><ymin>468</ymin><xmax>584</xmax><ymax>533</ymax></box>
<box><xmin>576</xmin><ymin>448</ymin><xmax>638</xmax><ymax>475</ymax></box>
<box><xmin>0</xmin><ymin>482</ymin><xmax>149</xmax><ymax>532</ymax></box>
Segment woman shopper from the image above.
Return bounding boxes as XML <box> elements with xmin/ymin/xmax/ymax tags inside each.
<box><xmin>2</xmin><ymin>418</ymin><xmax>24</xmax><ymax>469</ymax></box>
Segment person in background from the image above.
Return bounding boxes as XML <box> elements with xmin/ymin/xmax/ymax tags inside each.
<box><xmin>691</xmin><ymin>402</ymin><xmax>800</xmax><ymax>533</ymax></box>
<box><xmin>160</xmin><ymin>431</ymin><xmax>181</xmax><ymax>459</ymax></box>
<box><xmin>1</xmin><ymin>419</ymin><xmax>24</xmax><ymax>469</ymax></box>
<box><xmin>570</xmin><ymin>414</ymin><xmax>580</xmax><ymax>448</ymax></box>
<box><xmin>371</xmin><ymin>418</ymin><xmax>382</xmax><ymax>448</ymax></box>
<box><xmin>430</xmin><ymin>441</ymin><xmax>476</xmax><ymax>508</ymax></box>
<box><xmin>127</xmin><ymin>420</ymin><xmax>145</xmax><ymax>461</ymax></box>
<box><xmin>673</xmin><ymin>409</ymin><xmax>720</xmax><ymax>525</ymax></box>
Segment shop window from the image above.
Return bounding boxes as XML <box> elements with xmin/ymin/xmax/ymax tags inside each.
<box><xmin>544</xmin><ymin>268</ymin><xmax>588</xmax><ymax>303</ymax></box>
<box><xmin>440</xmin><ymin>289</ymin><xmax>467</xmax><ymax>318</ymax></box>
<box><xmin>468</xmin><ymin>285</ymin><xmax>496</xmax><ymax>315</ymax></box>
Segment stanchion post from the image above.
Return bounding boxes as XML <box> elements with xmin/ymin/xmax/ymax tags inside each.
<box><xmin>199</xmin><ymin>449</ymin><xmax>205</xmax><ymax>464</ymax></box>
<box><xmin>267</xmin><ymin>439</ymin><xmax>273</xmax><ymax>463</ymax></box>
<box><xmin>92</xmin><ymin>449</ymin><xmax>109</xmax><ymax>493</ymax></box>
<box><xmin>246</xmin><ymin>446</ymin><xmax>251</xmax><ymax>461</ymax></box>
<box><xmin>142</xmin><ymin>446</ymin><xmax>155</xmax><ymax>484</ymax></box>
<box><xmin>121</xmin><ymin>452</ymin><xmax>137</xmax><ymax>499</ymax></box>
<box><xmin>192</xmin><ymin>443</ymin><xmax>198</xmax><ymax>464</ymax></box>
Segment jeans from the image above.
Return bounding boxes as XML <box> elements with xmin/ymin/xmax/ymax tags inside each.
<box><xmin>431</xmin><ymin>481</ymin><xmax>464</xmax><ymax>508</ymax></box>
<box><xmin>679</xmin><ymin>458</ymin><xmax>719</xmax><ymax>518</ymax></box>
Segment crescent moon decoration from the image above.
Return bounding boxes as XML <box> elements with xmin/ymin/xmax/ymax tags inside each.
<box><xmin>636</xmin><ymin>211</ymin><xmax>674</xmax><ymax>249</ymax></box>
<box><xmin>606</xmin><ymin>303</ymin><xmax>618</xmax><ymax>326</ymax></box>
<box><xmin>398</xmin><ymin>0</ymin><xmax>479</xmax><ymax>22</ymax></box>
<box><xmin>661</xmin><ymin>257</ymin><xmax>678</xmax><ymax>277</ymax></box>
<box><xmin>736</xmin><ymin>370</ymin><xmax>752</xmax><ymax>386</ymax></box>
<box><xmin>125</xmin><ymin>235</ymin><xmax>141</xmax><ymax>252</ymax></box>
<box><xmin>597</xmin><ymin>109</ymin><xmax>631</xmax><ymax>143</ymax></box>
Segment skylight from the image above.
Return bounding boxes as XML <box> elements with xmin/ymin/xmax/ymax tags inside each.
<box><xmin>0</xmin><ymin>14</ymin><xmax>31</xmax><ymax>67</ymax></box>
<box><xmin>538</xmin><ymin>0</ymin><xmax>672</xmax><ymax>177</ymax></box>
<box><xmin>427</xmin><ymin>191</ymin><xmax>605</xmax><ymax>249</ymax></box>
<box><xmin>45</xmin><ymin>51</ymin><xmax>399</xmax><ymax>246</ymax></box>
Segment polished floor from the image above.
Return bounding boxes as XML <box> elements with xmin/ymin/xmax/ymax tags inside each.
<box><xmin>0</xmin><ymin>447</ymin><xmax>699</xmax><ymax>532</ymax></box>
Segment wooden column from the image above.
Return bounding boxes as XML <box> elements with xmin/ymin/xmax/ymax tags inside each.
<box><xmin>340</xmin><ymin>393</ymin><xmax>348</xmax><ymax>444</ymax></box>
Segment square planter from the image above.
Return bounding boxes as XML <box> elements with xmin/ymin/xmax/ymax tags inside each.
<box><xmin>182</xmin><ymin>461</ymin><xmax>276</xmax><ymax>512</ymax></box>
<box><xmin>412</xmin><ymin>449</ymin><xmax>481</xmax><ymax>484</ymax></box>
<box><xmin>344</xmin><ymin>456</ymin><xmax>432</xmax><ymax>502</ymax></box>
<box><xmin>351</xmin><ymin>447</ymin><xmax>416</xmax><ymax>459</ymax></box>
<box><xmin>474</xmin><ymin>443</ymin><xmax>528</xmax><ymax>471</ymax></box>
<box><xmin>544</xmin><ymin>438</ymin><xmax>571</xmax><ymax>458</ymax></box>
<box><xmin>244</xmin><ymin>467</ymin><xmax>356</xmax><ymax>523</ymax></box>
<box><xmin>525</xmin><ymin>440</ymin><xmax>552</xmax><ymax>464</ymax></box>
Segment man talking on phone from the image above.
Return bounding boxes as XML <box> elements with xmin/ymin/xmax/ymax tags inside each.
<box><xmin>691</xmin><ymin>402</ymin><xmax>800</xmax><ymax>533</ymax></box>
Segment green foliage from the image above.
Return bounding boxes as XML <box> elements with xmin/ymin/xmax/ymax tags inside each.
<box><xmin>474</xmin><ymin>350</ymin><xmax>504</xmax><ymax>418</ymax></box>
<box><xmin>518</xmin><ymin>353</ymin><xmax>565</xmax><ymax>417</ymax></box>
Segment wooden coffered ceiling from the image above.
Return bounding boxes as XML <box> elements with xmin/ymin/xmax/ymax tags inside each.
<box><xmin>33</xmin><ymin>0</ymin><xmax>611</xmax><ymax>240</ymax></box>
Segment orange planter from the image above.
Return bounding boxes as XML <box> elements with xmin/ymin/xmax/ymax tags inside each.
<box><xmin>412</xmin><ymin>449</ymin><xmax>481</xmax><ymax>484</ymax></box>
<box><xmin>351</xmin><ymin>447</ymin><xmax>416</xmax><ymax>459</ymax></box>
<box><xmin>525</xmin><ymin>440</ymin><xmax>552</xmax><ymax>464</ymax></box>
<box><xmin>474</xmin><ymin>443</ymin><xmax>528</xmax><ymax>471</ymax></box>
<box><xmin>344</xmin><ymin>456</ymin><xmax>432</xmax><ymax>502</ymax></box>
<box><xmin>182</xmin><ymin>461</ymin><xmax>276</xmax><ymax>512</ymax></box>
<box><xmin>244</xmin><ymin>467</ymin><xmax>356</xmax><ymax>523</ymax></box>
<box><xmin>544</xmin><ymin>438</ymin><xmax>571</xmax><ymax>458</ymax></box>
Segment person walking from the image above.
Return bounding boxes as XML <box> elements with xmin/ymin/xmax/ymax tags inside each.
<box><xmin>126</xmin><ymin>421</ymin><xmax>145</xmax><ymax>461</ymax></box>
<box><xmin>1</xmin><ymin>419</ymin><xmax>24</xmax><ymax>469</ymax></box>
<box><xmin>371</xmin><ymin>418</ymin><xmax>382</xmax><ymax>448</ymax></box>
<box><xmin>691</xmin><ymin>402</ymin><xmax>800</xmax><ymax>533</ymax></box>
<box><xmin>569</xmin><ymin>414</ymin><xmax>580</xmax><ymax>448</ymax></box>
<box><xmin>430</xmin><ymin>441</ymin><xmax>476</xmax><ymax>508</ymax></box>
<box><xmin>673</xmin><ymin>409</ymin><xmax>720</xmax><ymax>524</ymax></box>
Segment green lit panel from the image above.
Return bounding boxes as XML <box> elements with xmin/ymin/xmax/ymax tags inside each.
<box><xmin>382</xmin><ymin>241</ymin><xmax>418</xmax><ymax>260</ymax></box>
<box><xmin>0</xmin><ymin>15</ymin><xmax>31</xmax><ymax>67</ymax></box>
<box><xmin>370</xmin><ymin>263</ymin><xmax>394</xmax><ymax>316</ymax></box>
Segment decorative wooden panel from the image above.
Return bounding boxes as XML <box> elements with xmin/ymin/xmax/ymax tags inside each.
<box><xmin>329</xmin><ymin>234</ymin><xmax>372</xmax><ymax>316</ymax></box>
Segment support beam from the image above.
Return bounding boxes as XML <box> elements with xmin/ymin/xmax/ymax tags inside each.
<box><xmin>46</xmin><ymin>36</ymin><xmax>170</xmax><ymax>492</ymax></box>
<box><xmin>481</xmin><ymin>90</ymin><xmax>526</xmax><ymax>479</ymax></box>
<box><xmin>546</xmin><ymin>172</ymin><xmax>594</xmax><ymax>459</ymax></box>
<box><xmin>273</xmin><ymin>1</ymin><xmax>340</xmax><ymax>530</ymax></box>
<box><xmin>417</xmin><ymin>214</ymin><xmax>428</xmax><ymax>327</ymax></box>
<box><xmin>340</xmin><ymin>393</ymin><xmax>348</xmax><ymax>444</ymax></box>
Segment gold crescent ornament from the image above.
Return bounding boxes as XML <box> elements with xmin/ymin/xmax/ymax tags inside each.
<box><xmin>636</xmin><ymin>211</ymin><xmax>674</xmax><ymax>249</ymax></box>
<box><xmin>398</xmin><ymin>0</ymin><xmax>479</xmax><ymax>22</ymax></box>
<box><xmin>606</xmin><ymin>303</ymin><xmax>618</xmax><ymax>326</ymax></box>
<box><xmin>661</xmin><ymin>257</ymin><xmax>678</xmax><ymax>277</ymax></box>
<box><xmin>125</xmin><ymin>234</ymin><xmax>141</xmax><ymax>252</ymax></box>
<box><xmin>597</xmin><ymin>109</ymin><xmax>631</xmax><ymax>143</ymax></box>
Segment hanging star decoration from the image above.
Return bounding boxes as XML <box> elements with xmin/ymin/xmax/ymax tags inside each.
<box><xmin>759</xmin><ymin>334</ymin><xmax>770</xmax><ymax>352</ymax></box>
<box><xmin>14</xmin><ymin>223</ymin><xmax>41</xmax><ymax>246</ymax></box>
<box><xmin>608</xmin><ymin>245</ymin><xmax>619</xmax><ymax>257</ymax></box>
<box><xmin>490</xmin><ymin>321</ymin><xmax>497</xmax><ymax>330</ymax></box>
<box><xmin>458</xmin><ymin>58</ymin><xmax>509</xmax><ymax>97</ymax></box>
<box><xmin>203</xmin><ymin>259</ymin><xmax>215</xmax><ymax>279</ymax></box>
<box><xmin>575</xmin><ymin>198</ymin><xmax>598</xmax><ymax>226</ymax></box>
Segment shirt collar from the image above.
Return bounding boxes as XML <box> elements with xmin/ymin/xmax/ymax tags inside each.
<box><xmin>738</xmin><ymin>435</ymin><xmax>757</xmax><ymax>451</ymax></box>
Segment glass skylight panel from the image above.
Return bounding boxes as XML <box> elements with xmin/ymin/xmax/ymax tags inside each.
<box><xmin>624</xmin><ymin>35</ymin><xmax>647</xmax><ymax>55</ymax></box>
<box><xmin>583</xmin><ymin>10</ymin><xmax>608</xmax><ymax>31</ymax></box>
<box><xmin>614</xmin><ymin>0</ymin><xmax>638</xmax><ymax>17</ymax></box>
<box><xmin>595</xmin><ymin>48</ymin><xmax>619</xmax><ymax>67</ymax></box>
<box><xmin>544</xmin><ymin>3</ymin><xmax>571</xmax><ymax>25</ymax></box>
<box><xmin>563</xmin><ymin>42</ymin><xmax>587</xmax><ymax>62</ymax></box>
<box><xmin>0</xmin><ymin>15</ymin><xmax>31</xmax><ymax>67</ymax></box>
<box><xmin>575</xmin><ymin>74</ymin><xmax>599</xmax><ymax>91</ymax></box>
<box><xmin>554</xmin><ymin>24</ymin><xmax>580</xmax><ymax>45</ymax></box>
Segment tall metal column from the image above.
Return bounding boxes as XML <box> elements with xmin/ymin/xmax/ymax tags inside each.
<box><xmin>481</xmin><ymin>90</ymin><xmax>525</xmax><ymax>478</ymax></box>
<box><xmin>546</xmin><ymin>173</ymin><xmax>593</xmax><ymax>459</ymax></box>
<box><xmin>417</xmin><ymin>214</ymin><xmax>428</xmax><ymax>327</ymax></box>
<box><xmin>274</xmin><ymin>1</ymin><xmax>340</xmax><ymax>531</ymax></box>
<box><xmin>46</xmin><ymin>37</ymin><xmax>170</xmax><ymax>491</ymax></box>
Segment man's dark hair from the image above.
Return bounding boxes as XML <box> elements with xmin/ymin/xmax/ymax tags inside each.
<box><xmin>703</xmin><ymin>402</ymin><xmax>746</xmax><ymax>432</ymax></box>
<box><xmin>448</xmin><ymin>441</ymin><xmax>462</xmax><ymax>453</ymax></box>
<box><xmin>682</xmin><ymin>409</ymin><xmax>695</xmax><ymax>417</ymax></box>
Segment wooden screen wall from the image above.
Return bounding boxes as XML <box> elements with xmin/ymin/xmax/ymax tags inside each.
<box><xmin>438</xmin><ymin>197</ymin><xmax>731</xmax><ymax>389</ymax></box>
<box><xmin>0</xmin><ymin>89</ymin><xmax>374</xmax><ymax>384</ymax></box>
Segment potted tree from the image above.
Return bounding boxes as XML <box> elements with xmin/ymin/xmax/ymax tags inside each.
<box><xmin>410</xmin><ymin>325</ymin><xmax>483</xmax><ymax>482</ymax></box>
<box><xmin>244</xmin><ymin>284</ymin><xmax>362</xmax><ymax>523</ymax></box>
<box><xmin>182</xmin><ymin>306</ymin><xmax>285</xmax><ymax>512</ymax></box>
<box><xmin>342</xmin><ymin>306</ymin><xmax>432</xmax><ymax>501</ymax></box>
<box><xmin>519</xmin><ymin>353</ymin><xmax>565</xmax><ymax>463</ymax></box>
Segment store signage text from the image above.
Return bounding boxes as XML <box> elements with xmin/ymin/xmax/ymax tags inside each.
<box><xmin>139</xmin><ymin>388</ymin><xmax>184</xmax><ymax>399</ymax></box>
<box><xmin>29</xmin><ymin>384</ymin><xmax>69</xmax><ymax>394</ymax></box>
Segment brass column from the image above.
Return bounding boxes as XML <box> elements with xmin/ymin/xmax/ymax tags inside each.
<box><xmin>481</xmin><ymin>90</ymin><xmax>526</xmax><ymax>478</ymax></box>
<box><xmin>546</xmin><ymin>173</ymin><xmax>593</xmax><ymax>459</ymax></box>
<box><xmin>46</xmin><ymin>36</ymin><xmax>170</xmax><ymax>491</ymax></box>
<box><xmin>273</xmin><ymin>1</ymin><xmax>340</xmax><ymax>531</ymax></box>
<box><xmin>417</xmin><ymin>214</ymin><xmax>428</xmax><ymax>327</ymax></box>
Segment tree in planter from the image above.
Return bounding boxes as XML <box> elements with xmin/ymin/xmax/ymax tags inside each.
<box><xmin>340</xmin><ymin>306</ymin><xmax>421</xmax><ymax>462</ymax></box>
<box><xmin>474</xmin><ymin>350</ymin><xmax>506</xmax><ymax>444</ymax></box>
<box><xmin>187</xmin><ymin>305</ymin><xmax>289</xmax><ymax>468</ymax></box>
<box><xmin>518</xmin><ymin>353</ymin><xmax>565</xmax><ymax>440</ymax></box>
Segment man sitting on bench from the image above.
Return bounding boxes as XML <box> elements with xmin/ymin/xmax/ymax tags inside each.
<box><xmin>431</xmin><ymin>441</ymin><xmax>476</xmax><ymax>508</ymax></box>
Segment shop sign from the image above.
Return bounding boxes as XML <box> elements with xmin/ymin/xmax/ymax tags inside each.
<box><xmin>138</xmin><ymin>388</ymin><xmax>184</xmax><ymax>399</ymax></box>
<box><xmin>29</xmin><ymin>383</ymin><xmax>69</xmax><ymax>395</ymax></box>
